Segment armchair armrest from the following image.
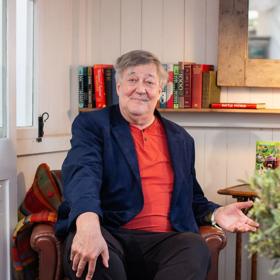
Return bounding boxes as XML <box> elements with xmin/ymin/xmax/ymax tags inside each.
<box><xmin>199</xmin><ymin>225</ymin><xmax>227</xmax><ymax>280</ymax></box>
<box><xmin>30</xmin><ymin>224</ymin><xmax>63</xmax><ymax>280</ymax></box>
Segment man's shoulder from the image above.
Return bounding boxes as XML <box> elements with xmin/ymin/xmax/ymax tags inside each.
<box><xmin>74</xmin><ymin>105</ymin><xmax>118</xmax><ymax>127</ymax></box>
<box><xmin>160</xmin><ymin>116</ymin><xmax>194</xmax><ymax>141</ymax></box>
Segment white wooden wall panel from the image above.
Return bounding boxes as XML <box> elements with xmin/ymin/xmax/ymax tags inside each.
<box><xmin>121</xmin><ymin>0</ymin><xmax>142</xmax><ymax>53</ymax></box>
<box><xmin>205</xmin><ymin>0</ymin><xmax>219</xmax><ymax>65</ymax></box>
<box><xmin>88</xmin><ymin>0</ymin><xmax>101</xmax><ymax>64</ymax></box>
<box><xmin>186</xmin><ymin>128</ymin><xmax>206</xmax><ymax>188</ymax></box>
<box><xmin>184</xmin><ymin>0</ymin><xmax>206</xmax><ymax>63</ymax></box>
<box><xmin>162</xmin><ymin>0</ymin><xmax>185</xmax><ymax>62</ymax></box>
<box><xmin>142</xmin><ymin>0</ymin><xmax>163</xmax><ymax>58</ymax></box>
<box><xmin>99</xmin><ymin>0</ymin><xmax>121</xmax><ymax>63</ymax></box>
<box><xmin>36</xmin><ymin>0</ymin><xmax>72</xmax><ymax>135</ymax></box>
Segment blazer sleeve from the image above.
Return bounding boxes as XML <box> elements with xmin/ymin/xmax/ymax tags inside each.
<box><xmin>61</xmin><ymin>112</ymin><xmax>104</xmax><ymax>232</ymax></box>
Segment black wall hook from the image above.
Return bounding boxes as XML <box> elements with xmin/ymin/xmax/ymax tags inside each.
<box><xmin>36</xmin><ymin>112</ymin><xmax>49</xmax><ymax>142</ymax></box>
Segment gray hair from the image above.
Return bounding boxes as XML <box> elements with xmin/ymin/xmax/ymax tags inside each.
<box><xmin>114</xmin><ymin>50</ymin><xmax>168</xmax><ymax>87</ymax></box>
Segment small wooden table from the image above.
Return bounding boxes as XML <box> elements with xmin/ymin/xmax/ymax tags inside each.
<box><xmin>218</xmin><ymin>184</ymin><xmax>257</xmax><ymax>280</ymax></box>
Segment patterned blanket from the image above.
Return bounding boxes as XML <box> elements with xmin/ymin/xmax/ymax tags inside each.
<box><xmin>12</xmin><ymin>163</ymin><xmax>62</xmax><ymax>280</ymax></box>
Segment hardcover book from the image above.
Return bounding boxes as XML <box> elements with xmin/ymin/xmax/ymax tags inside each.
<box><xmin>202</xmin><ymin>71</ymin><xmax>221</xmax><ymax>108</ymax></box>
<box><xmin>173</xmin><ymin>64</ymin><xmax>179</xmax><ymax>109</ymax></box>
<box><xmin>166</xmin><ymin>63</ymin><xmax>174</xmax><ymax>109</ymax></box>
<box><xmin>159</xmin><ymin>64</ymin><xmax>168</xmax><ymax>108</ymax></box>
<box><xmin>178</xmin><ymin>62</ymin><xmax>185</xmax><ymax>108</ymax></box>
<box><xmin>191</xmin><ymin>64</ymin><xmax>214</xmax><ymax>109</ymax></box>
<box><xmin>210</xmin><ymin>103</ymin><xmax>266</xmax><ymax>109</ymax></box>
<box><xmin>183</xmin><ymin>63</ymin><xmax>194</xmax><ymax>108</ymax></box>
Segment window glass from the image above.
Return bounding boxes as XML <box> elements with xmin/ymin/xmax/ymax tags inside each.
<box><xmin>16</xmin><ymin>0</ymin><xmax>34</xmax><ymax>127</ymax></box>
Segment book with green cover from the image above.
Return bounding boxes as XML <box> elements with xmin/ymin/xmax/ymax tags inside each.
<box><xmin>256</xmin><ymin>141</ymin><xmax>280</xmax><ymax>173</ymax></box>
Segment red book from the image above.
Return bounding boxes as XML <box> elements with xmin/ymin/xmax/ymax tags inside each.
<box><xmin>93</xmin><ymin>64</ymin><xmax>112</xmax><ymax>108</ymax></box>
<box><xmin>183</xmin><ymin>63</ymin><xmax>194</xmax><ymax>108</ymax></box>
<box><xmin>166</xmin><ymin>63</ymin><xmax>174</xmax><ymax>109</ymax></box>
<box><xmin>210</xmin><ymin>103</ymin><xmax>266</xmax><ymax>109</ymax></box>
<box><xmin>191</xmin><ymin>64</ymin><xmax>214</xmax><ymax>109</ymax></box>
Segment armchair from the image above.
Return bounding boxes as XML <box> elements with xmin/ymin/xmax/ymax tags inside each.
<box><xmin>30</xmin><ymin>170</ymin><xmax>227</xmax><ymax>280</ymax></box>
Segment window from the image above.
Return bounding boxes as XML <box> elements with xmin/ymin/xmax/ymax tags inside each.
<box><xmin>0</xmin><ymin>0</ymin><xmax>6</xmax><ymax>138</ymax></box>
<box><xmin>16</xmin><ymin>0</ymin><xmax>34</xmax><ymax>127</ymax></box>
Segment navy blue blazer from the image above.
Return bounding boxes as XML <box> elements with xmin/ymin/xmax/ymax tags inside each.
<box><xmin>55</xmin><ymin>105</ymin><xmax>219</xmax><ymax>237</ymax></box>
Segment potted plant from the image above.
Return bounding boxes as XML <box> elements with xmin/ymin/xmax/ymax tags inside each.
<box><xmin>248</xmin><ymin>168</ymin><xmax>280</xmax><ymax>275</ymax></box>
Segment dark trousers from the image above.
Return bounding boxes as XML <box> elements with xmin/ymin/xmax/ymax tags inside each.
<box><xmin>63</xmin><ymin>227</ymin><xmax>211</xmax><ymax>280</ymax></box>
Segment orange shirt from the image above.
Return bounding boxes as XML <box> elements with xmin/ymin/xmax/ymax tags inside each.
<box><xmin>123</xmin><ymin>118</ymin><xmax>174</xmax><ymax>232</ymax></box>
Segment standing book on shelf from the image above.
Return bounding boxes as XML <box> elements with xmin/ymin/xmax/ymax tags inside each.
<box><xmin>202</xmin><ymin>71</ymin><xmax>221</xmax><ymax>108</ymax></box>
<box><xmin>159</xmin><ymin>64</ymin><xmax>168</xmax><ymax>108</ymax></box>
<box><xmin>87</xmin><ymin>66</ymin><xmax>93</xmax><ymax>108</ymax></box>
<box><xmin>183</xmin><ymin>63</ymin><xmax>194</xmax><ymax>108</ymax></box>
<box><xmin>192</xmin><ymin>64</ymin><xmax>214</xmax><ymax>109</ymax></box>
<box><xmin>166</xmin><ymin>63</ymin><xmax>174</xmax><ymax>109</ymax></box>
<box><xmin>173</xmin><ymin>64</ymin><xmax>179</xmax><ymax>109</ymax></box>
<box><xmin>178</xmin><ymin>62</ymin><xmax>185</xmax><ymax>109</ymax></box>
<box><xmin>94</xmin><ymin>64</ymin><xmax>112</xmax><ymax>108</ymax></box>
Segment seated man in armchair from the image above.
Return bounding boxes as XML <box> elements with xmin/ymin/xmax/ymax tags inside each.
<box><xmin>55</xmin><ymin>50</ymin><xmax>259</xmax><ymax>280</ymax></box>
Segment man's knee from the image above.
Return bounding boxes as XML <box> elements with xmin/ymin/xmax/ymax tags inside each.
<box><xmin>169</xmin><ymin>232</ymin><xmax>211</xmax><ymax>269</ymax></box>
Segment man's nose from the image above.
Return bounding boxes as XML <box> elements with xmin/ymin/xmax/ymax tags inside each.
<box><xmin>135</xmin><ymin>81</ymin><xmax>146</xmax><ymax>93</ymax></box>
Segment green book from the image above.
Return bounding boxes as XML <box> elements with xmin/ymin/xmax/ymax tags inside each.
<box><xmin>202</xmin><ymin>71</ymin><xmax>221</xmax><ymax>108</ymax></box>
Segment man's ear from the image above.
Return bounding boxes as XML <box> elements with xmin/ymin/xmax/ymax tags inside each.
<box><xmin>116</xmin><ymin>82</ymin><xmax>121</xmax><ymax>97</ymax></box>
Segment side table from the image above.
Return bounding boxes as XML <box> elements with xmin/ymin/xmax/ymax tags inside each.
<box><xmin>218</xmin><ymin>184</ymin><xmax>257</xmax><ymax>280</ymax></box>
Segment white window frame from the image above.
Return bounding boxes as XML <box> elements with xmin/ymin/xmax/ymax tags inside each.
<box><xmin>16</xmin><ymin>0</ymin><xmax>70</xmax><ymax>156</ymax></box>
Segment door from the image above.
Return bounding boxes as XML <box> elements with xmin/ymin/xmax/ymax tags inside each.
<box><xmin>0</xmin><ymin>0</ymin><xmax>17</xmax><ymax>279</ymax></box>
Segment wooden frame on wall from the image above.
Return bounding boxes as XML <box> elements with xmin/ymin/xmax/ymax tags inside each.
<box><xmin>217</xmin><ymin>0</ymin><xmax>280</xmax><ymax>88</ymax></box>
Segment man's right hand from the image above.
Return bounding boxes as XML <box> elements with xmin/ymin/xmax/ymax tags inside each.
<box><xmin>70</xmin><ymin>212</ymin><xmax>109</xmax><ymax>280</ymax></box>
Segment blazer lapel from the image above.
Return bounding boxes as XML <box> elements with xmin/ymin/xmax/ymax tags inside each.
<box><xmin>110</xmin><ymin>106</ymin><xmax>141</xmax><ymax>180</ymax></box>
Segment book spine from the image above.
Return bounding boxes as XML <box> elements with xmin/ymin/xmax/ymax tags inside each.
<box><xmin>82</xmin><ymin>66</ymin><xmax>89</xmax><ymax>108</ymax></box>
<box><xmin>166</xmin><ymin>63</ymin><xmax>174</xmax><ymax>109</ymax></box>
<box><xmin>159</xmin><ymin>64</ymin><xmax>167</xmax><ymax>108</ymax></box>
<box><xmin>178</xmin><ymin>62</ymin><xmax>184</xmax><ymax>108</ymax></box>
<box><xmin>173</xmin><ymin>64</ymin><xmax>179</xmax><ymax>109</ymax></box>
<box><xmin>94</xmin><ymin>65</ymin><xmax>106</xmax><ymax>108</ymax></box>
<box><xmin>78</xmin><ymin>66</ymin><xmax>84</xmax><ymax>109</ymax></box>
<box><xmin>183</xmin><ymin>63</ymin><xmax>192</xmax><ymax>108</ymax></box>
<box><xmin>202</xmin><ymin>72</ymin><xmax>210</xmax><ymax>108</ymax></box>
<box><xmin>210</xmin><ymin>103</ymin><xmax>261</xmax><ymax>109</ymax></box>
<box><xmin>87</xmin><ymin>66</ymin><xmax>93</xmax><ymax>108</ymax></box>
<box><xmin>191</xmin><ymin>64</ymin><xmax>214</xmax><ymax>109</ymax></box>
<box><xmin>191</xmin><ymin>64</ymin><xmax>202</xmax><ymax>108</ymax></box>
<box><xmin>104</xmin><ymin>67</ymin><xmax>113</xmax><ymax>106</ymax></box>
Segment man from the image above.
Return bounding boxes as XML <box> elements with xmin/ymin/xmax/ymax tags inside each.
<box><xmin>55</xmin><ymin>50</ymin><xmax>258</xmax><ymax>280</ymax></box>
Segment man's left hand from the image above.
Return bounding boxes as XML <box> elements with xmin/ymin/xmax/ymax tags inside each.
<box><xmin>214</xmin><ymin>201</ymin><xmax>259</xmax><ymax>232</ymax></box>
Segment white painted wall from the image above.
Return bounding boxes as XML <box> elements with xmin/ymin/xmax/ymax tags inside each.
<box><xmin>16</xmin><ymin>0</ymin><xmax>280</xmax><ymax>279</ymax></box>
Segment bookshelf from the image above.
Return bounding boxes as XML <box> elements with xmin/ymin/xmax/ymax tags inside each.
<box><xmin>79</xmin><ymin>108</ymin><xmax>280</xmax><ymax>114</ymax></box>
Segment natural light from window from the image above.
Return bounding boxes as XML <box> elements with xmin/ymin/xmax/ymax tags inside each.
<box><xmin>16</xmin><ymin>0</ymin><xmax>34</xmax><ymax>127</ymax></box>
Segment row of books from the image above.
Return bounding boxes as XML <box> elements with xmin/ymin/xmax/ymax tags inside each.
<box><xmin>77</xmin><ymin>64</ymin><xmax>119</xmax><ymax>109</ymax></box>
<box><xmin>75</xmin><ymin>63</ymin><xmax>266</xmax><ymax>111</ymax></box>
<box><xmin>158</xmin><ymin>62</ymin><xmax>221</xmax><ymax>109</ymax></box>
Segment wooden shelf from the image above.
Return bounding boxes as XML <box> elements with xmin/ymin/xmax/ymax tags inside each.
<box><xmin>158</xmin><ymin>108</ymin><xmax>280</xmax><ymax>114</ymax></box>
<box><xmin>80</xmin><ymin>108</ymin><xmax>280</xmax><ymax>114</ymax></box>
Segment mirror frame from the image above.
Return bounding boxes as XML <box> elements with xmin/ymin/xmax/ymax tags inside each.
<box><xmin>217</xmin><ymin>0</ymin><xmax>280</xmax><ymax>88</ymax></box>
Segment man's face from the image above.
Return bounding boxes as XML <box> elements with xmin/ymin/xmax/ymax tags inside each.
<box><xmin>116</xmin><ymin>63</ymin><xmax>161</xmax><ymax>122</ymax></box>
